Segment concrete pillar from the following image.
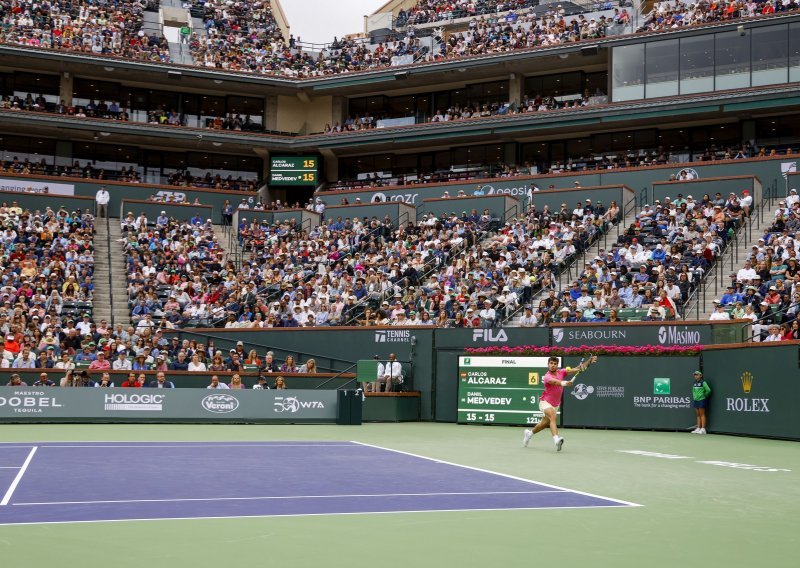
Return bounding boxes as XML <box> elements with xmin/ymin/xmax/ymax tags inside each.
<box><xmin>59</xmin><ymin>72</ymin><xmax>74</xmax><ymax>106</ymax></box>
<box><xmin>320</xmin><ymin>149</ymin><xmax>338</xmax><ymax>184</ymax></box>
<box><xmin>509</xmin><ymin>72</ymin><xmax>523</xmax><ymax>108</ymax></box>
<box><xmin>331</xmin><ymin>96</ymin><xmax>347</xmax><ymax>129</ymax></box>
<box><xmin>264</xmin><ymin>95</ymin><xmax>278</xmax><ymax>132</ymax></box>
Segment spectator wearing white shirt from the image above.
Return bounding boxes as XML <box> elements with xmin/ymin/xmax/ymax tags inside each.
<box><xmin>375</xmin><ymin>353</ymin><xmax>403</xmax><ymax>393</ymax></box>
<box><xmin>737</xmin><ymin>259</ymin><xmax>758</xmax><ymax>284</ymax></box>
<box><xmin>479</xmin><ymin>300</ymin><xmax>496</xmax><ymax>328</ymax></box>
<box><xmin>187</xmin><ymin>355</ymin><xmax>207</xmax><ymax>371</ymax></box>
<box><xmin>519</xmin><ymin>306</ymin><xmax>538</xmax><ymax>327</ymax></box>
<box><xmin>95</xmin><ymin>185</ymin><xmax>110</xmax><ymax>218</ymax></box>
<box><xmin>112</xmin><ymin>352</ymin><xmax>132</xmax><ymax>371</ymax></box>
<box><xmin>709</xmin><ymin>300</ymin><xmax>731</xmax><ymax>320</ymax></box>
<box><xmin>207</xmin><ymin>375</ymin><xmax>229</xmax><ymax>389</ymax></box>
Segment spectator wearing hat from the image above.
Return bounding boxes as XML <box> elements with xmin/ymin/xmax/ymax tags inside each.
<box><xmin>89</xmin><ymin>351</ymin><xmax>111</xmax><ymax>370</ymax></box>
<box><xmin>709</xmin><ymin>300</ymin><xmax>730</xmax><ymax>320</ymax></box>
<box><xmin>112</xmin><ymin>351</ymin><xmax>132</xmax><ymax>371</ymax></box>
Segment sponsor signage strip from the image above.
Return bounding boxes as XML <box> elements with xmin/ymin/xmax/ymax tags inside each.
<box><xmin>564</xmin><ymin>356</ymin><xmax>698</xmax><ymax>430</ymax></box>
<box><xmin>551</xmin><ymin>325</ymin><xmax>711</xmax><ymax>347</ymax></box>
<box><xmin>0</xmin><ymin>388</ymin><xmax>338</xmax><ymax>423</ymax></box>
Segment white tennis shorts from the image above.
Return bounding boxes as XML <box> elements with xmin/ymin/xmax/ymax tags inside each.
<box><xmin>539</xmin><ymin>400</ymin><xmax>559</xmax><ymax>412</ymax></box>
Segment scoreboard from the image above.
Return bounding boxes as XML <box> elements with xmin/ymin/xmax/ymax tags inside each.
<box><xmin>458</xmin><ymin>356</ymin><xmax>560</xmax><ymax>426</ymax></box>
<box><xmin>269</xmin><ymin>156</ymin><xmax>318</xmax><ymax>186</ymax></box>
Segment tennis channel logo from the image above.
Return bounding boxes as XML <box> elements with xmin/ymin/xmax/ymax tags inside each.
<box><xmin>202</xmin><ymin>394</ymin><xmax>240</xmax><ymax>414</ymax></box>
<box><xmin>104</xmin><ymin>393</ymin><xmax>164</xmax><ymax>411</ymax></box>
<box><xmin>375</xmin><ymin>329</ymin><xmax>412</xmax><ymax>343</ymax></box>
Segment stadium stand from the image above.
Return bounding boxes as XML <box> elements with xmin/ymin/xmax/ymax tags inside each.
<box><xmin>0</xmin><ymin>0</ymin><xmax>170</xmax><ymax>61</ymax></box>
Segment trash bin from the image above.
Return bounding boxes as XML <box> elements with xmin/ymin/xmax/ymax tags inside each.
<box><xmin>336</xmin><ymin>389</ymin><xmax>363</xmax><ymax>425</ymax></box>
<box><xmin>350</xmin><ymin>389</ymin><xmax>363</xmax><ymax>425</ymax></box>
<box><xmin>336</xmin><ymin>389</ymin><xmax>350</xmax><ymax>425</ymax></box>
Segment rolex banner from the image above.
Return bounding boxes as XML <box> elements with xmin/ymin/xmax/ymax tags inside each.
<box><xmin>703</xmin><ymin>346</ymin><xmax>798</xmax><ymax>439</ymax></box>
<box><xmin>562</xmin><ymin>356</ymin><xmax>698</xmax><ymax>430</ymax></box>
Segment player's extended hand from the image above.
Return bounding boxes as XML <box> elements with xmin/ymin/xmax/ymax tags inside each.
<box><xmin>590</xmin><ymin>355</ymin><xmax>598</xmax><ymax>364</ymax></box>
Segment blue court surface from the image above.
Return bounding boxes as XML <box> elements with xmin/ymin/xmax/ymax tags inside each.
<box><xmin>0</xmin><ymin>441</ymin><xmax>638</xmax><ymax>525</ymax></box>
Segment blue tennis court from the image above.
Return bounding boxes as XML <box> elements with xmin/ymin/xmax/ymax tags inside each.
<box><xmin>0</xmin><ymin>441</ymin><xmax>638</xmax><ymax>525</ymax></box>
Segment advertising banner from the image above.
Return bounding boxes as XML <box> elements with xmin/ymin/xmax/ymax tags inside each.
<box><xmin>457</xmin><ymin>356</ymin><xmax>558</xmax><ymax>426</ymax></box>
<box><xmin>0</xmin><ymin>178</ymin><xmax>75</xmax><ymax>195</ymax></box>
<box><xmin>0</xmin><ymin>388</ymin><xmax>339</xmax><ymax>423</ymax></box>
<box><xmin>550</xmin><ymin>323</ymin><xmax>713</xmax><ymax>347</ymax></box>
<box><xmin>562</xmin><ymin>356</ymin><xmax>698</xmax><ymax>429</ymax></box>
<box><xmin>704</xmin><ymin>346</ymin><xmax>798</xmax><ymax>440</ymax></box>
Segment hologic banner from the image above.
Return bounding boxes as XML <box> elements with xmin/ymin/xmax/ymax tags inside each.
<box><xmin>562</xmin><ymin>356</ymin><xmax>698</xmax><ymax>429</ymax></box>
<box><xmin>0</xmin><ymin>388</ymin><xmax>338</xmax><ymax>423</ymax></box>
<box><xmin>550</xmin><ymin>323</ymin><xmax>713</xmax><ymax>347</ymax></box>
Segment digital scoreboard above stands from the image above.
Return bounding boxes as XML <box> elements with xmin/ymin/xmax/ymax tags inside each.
<box><xmin>269</xmin><ymin>157</ymin><xmax>318</xmax><ymax>186</ymax></box>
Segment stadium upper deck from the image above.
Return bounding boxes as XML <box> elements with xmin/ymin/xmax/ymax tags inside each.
<box><xmin>0</xmin><ymin>1</ymin><xmax>798</xmax><ymax>195</ymax></box>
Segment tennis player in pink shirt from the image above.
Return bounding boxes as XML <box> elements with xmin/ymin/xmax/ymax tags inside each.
<box><xmin>523</xmin><ymin>355</ymin><xmax>597</xmax><ymax>451</ymax></box>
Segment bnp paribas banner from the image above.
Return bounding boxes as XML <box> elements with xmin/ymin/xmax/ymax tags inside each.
<box><xmin>0</xmin><ymin>388</ymin><xmax>338</xmax><ymax>423</ymax></box>
<box><xmin>550</xmin><ymin>323</ymin><xmax>713</xmax><ymax>347</ymax></box>
<box><xmin>562</xmin><ymin>356</ymin><xmax>698</xmax><ymax>430</ymax></box>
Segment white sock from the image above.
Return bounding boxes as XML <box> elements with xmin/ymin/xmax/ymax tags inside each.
<box><xmin>553</xmin><ymin>435</ymin><xmax>559</xmax><ymax>443</ymax></box>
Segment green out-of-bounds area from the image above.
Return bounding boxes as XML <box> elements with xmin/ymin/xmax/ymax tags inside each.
<box><xmin>0</xmin><ymin>423</ymin><xmax>797</xmax><ymax>568</ymax></box>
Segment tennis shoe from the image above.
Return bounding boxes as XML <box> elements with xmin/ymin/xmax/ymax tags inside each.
<box><xmin>699</xmin><ymin>428</ymin><xmax>707</xmax><ymax>434</ymax></box>
<box><xmin>691</xmin><ymin>428</ymin><xmax>701</xmax><ymax>434</ymax></box>
<box><xmin>523</xmin><ymin>429</ymin><xmax>533</xmax><ymax>447</ymax></box>
<box><xmin>555</xmin><ymin>437</ymin><xmax>564</xmax><ymax>452</ymax></box>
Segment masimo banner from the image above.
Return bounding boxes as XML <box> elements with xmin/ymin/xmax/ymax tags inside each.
<box><xmin>0</xmin><ymin>178</ymin><xmax>75</xmax><ymax>196</ymax></box>
<box><xmin>0</xmin><ymin>388</ymin><xmax>338</xmax><ymax>423</ymax></box>
<box><xmin>550</xmin><ymin>324</ymin><xmax>712</xmax><ymax>347</ymax></box>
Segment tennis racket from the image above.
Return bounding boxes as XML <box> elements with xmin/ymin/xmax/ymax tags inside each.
<box><xmin>569</xmin><ymin>353</ymin><xmax>595</xmax><ymax>383</ymax></box>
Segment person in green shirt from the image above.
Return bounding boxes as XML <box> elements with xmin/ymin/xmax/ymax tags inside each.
<box><xmin>691</xmin><ymin>370</ymin><xmax>711</xmax><ymax>434</ymax></box>
<box><xmin>180</xmin><ymin>25</ymin><xmax>191</xmax><ymax>45</ymax></box>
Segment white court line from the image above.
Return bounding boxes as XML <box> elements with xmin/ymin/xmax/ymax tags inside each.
<box><xmin>0</xmin><ymin>504</ymin><xmax>639</xmax><ymax>527</ymax></box>
<box><xmin>351</xmin><ymin>441</ymin><xmax>643</xmax><ymax>508</ymax></box>
<box><xmin>0</xmin><ymin>447</ymin><xmax>37</xmax><ymax>506</ymax></box>
<box><xmin>0</xmin><ymin>466</ymin><xmax>22</xmax><ymax>469</ymax></box>
<box><xmin>14</xmin><ymin>490</ymin><xmax>564</xmax><ymax>507</ymax></box>
<box><xmin>3</xmin><ymin>444</ymin><xmax>358</xmax><ymax>449</ymax></box>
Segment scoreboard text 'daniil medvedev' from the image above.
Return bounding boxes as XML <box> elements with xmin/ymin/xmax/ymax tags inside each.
<box><xmin>269</xmin><ymin>156</ymin><xmax>318</xmax><ymax>186</ymax></box>
<box><xmin>457</xmin><ymin>356</ymin><xmax>559</xmax><ymax>425</ymax></box>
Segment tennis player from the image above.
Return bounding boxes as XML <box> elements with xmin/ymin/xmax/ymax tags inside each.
<box><xmin>523</xmin><ymin>355</ymin><xmax>598</xmax><ymax>451</ymax></box>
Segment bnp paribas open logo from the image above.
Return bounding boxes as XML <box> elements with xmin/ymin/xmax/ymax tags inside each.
<box><xmin>653</xmin><ymin>378</ymin><xmax>671</xmax><ymax>395</ymax></box>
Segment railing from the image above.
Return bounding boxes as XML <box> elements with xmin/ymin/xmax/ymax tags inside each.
<box><xmin>104</xmin><ymin>215</ymin><xmax>115</xmax><ymax>327</ymax></box>
<box><xmin>176</xmin><ymin>330</ymin><xmax>356</xmax><ymax>374</ymax></box>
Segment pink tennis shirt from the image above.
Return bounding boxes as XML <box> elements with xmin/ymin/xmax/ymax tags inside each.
<box><xmin>541</xmin><ymin>368</ymin><xmax>568</xmax><ymax>407</ymax></box>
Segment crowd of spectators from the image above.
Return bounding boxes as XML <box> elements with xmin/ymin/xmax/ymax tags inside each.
<box><xmin>713</xmin><ymin>186</ymin><xmax>800</xmax><ymax>340</ymax></box>
<box><xmin>326</xmin><ymin>144</ymin><xmax>796</xmax><ymax>192</ymax></box>
<box><xmin>1</xmin><ymin>95</ymin><xmax>264</xmax><ymax>134</ymax></box>
<box><xmin>394</xmin><ymin>0</ymin><xmax>540</xmax><ymax>27</ymax></box>
<box><xmin>0</xmin><ymin>155</ymin><xmax>258</xmax><ymax>193</ymax></box>
<box><xmin>223</xmin><ymin>197</ymin><xmax>618</xmax><ymax>329</ymax></box>
<box><xmin>524</xmin><ymin>190</ymin><xmax>752</xmax><ymax>325</ymax></box>
<box><xmin>638</xmin><ymin>0</ymin><xmax>800</xmax><ymax>33</ymax></box>
<box><xmin>0</xmin><ymin>0</ymin><xmax>170</xmax><ymax>62</ymax></box>
<box><xmin>122</xmin><ymin>212</ymin><xmax>229</xmax><ymax>329</ymax></box>
<box><xmin>0</xmin><ymin>201</ymin><xmax>101</xmax><ymax>370</ymax></box>
<box><xmin>0</xmin><ymin>0</ymin><xmax>796</xmax><ymax>79</ymax></box>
